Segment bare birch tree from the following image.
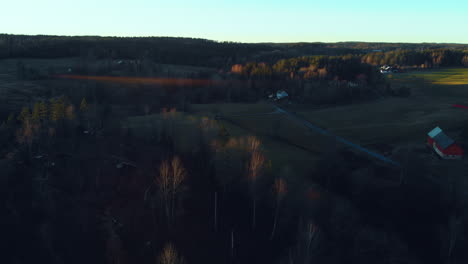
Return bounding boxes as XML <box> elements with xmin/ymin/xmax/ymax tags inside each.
<box><xmin>171</xmin><ymin>157</ymin><xmax>186</xmax><ymax>220</ymax></box>
<box><xmin>247</xmin><ymin>149</ymin><xmax>265</xmax><ymax>230</ymax></box>
<box><xmin>286</xmin><ymin>218</ymin><xmax>321</xmax><ymax>264</ymax></box>
<box><xmin>246</xmin><ymin>135</ymin><xmax>261</xmax><ymax>153</ymax></box>
<box><xmin>270</xmin><ymin>178</ymin><xmax>288</xmax><ymax>240</ymax></box>
<box><xmin>157</xmin><ymin>243</ymin><xmax>185</xmax><ymax>264</ymax></box>
<box><xmin>157</xmin><ymin>160</ymin><xmax>171</xmax><ymax>223</ymax></box>
<box><xmin>156</xmin><ymin>156</ymin><xmax>187</xmax><ymax>226</ymax></box>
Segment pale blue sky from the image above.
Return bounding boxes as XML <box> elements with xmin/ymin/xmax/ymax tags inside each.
<box><xmin>1</xmin><ymin>0</ymin><xmax>467</xmax><ymax>43</ymax></box>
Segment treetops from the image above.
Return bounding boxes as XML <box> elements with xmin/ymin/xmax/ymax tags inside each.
<box><xmin>232</xmin><ymin>49</ymin><xmax>468</xmax><ymax>83</ymax></box>
<box><xmin>233</xmin><ymin>55</ymin><xmax>380</xmax><ymax>83</ymax></box>
<box><xmin>11</xmin><ymin>96</ymin><xmax>87</xmax><ymax>126</ymax></box>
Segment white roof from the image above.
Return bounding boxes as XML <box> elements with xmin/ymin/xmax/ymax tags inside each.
<box><xmin>276</xmin><ymin>90</ymin><xmax>288</xmax><ymax>99</ymax></box>
<box><xmin>428</xmin><ymin>126</ymin><xmax>442</xmax><ymax>138</ymax></box>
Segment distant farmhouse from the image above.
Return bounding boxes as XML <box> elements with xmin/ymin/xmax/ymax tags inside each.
<box><xmin>427</xmin><ymin>127</ymin><xmax>464</xmax><ymax>159</ymax></box>
<box><xmin>380</xmin><ymin>65</ymin><xmax>401</xmax><ymax>74</ymax></box>
<box><xmin>276</xmin><ymin>90</ymin><xmax>288</xmax><ymax>100</ymax></box>
<box><xmin>269</xmin><ymin>90</ymin><xmax>289</xmax><ymax>101</ymax></box>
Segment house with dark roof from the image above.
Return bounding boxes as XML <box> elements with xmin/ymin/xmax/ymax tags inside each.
<box><xmin>427</xmin><ymin>127</ymin><xmax>463</xmax><ymax>159</ymax></box>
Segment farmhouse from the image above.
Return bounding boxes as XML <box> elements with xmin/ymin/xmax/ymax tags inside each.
<box><xmin>427</xmin><ymin>127</ymin><xmax>463</xmax><ymax>159</ymax></box>
<box><xmin>380</xmin><ymin>65</ymin><xmax>401</xmax><ymax>74</ymax></box>
<box><xmin>268</xmin><ymin>90</ymin><xmax>289</xmax><ymax>101</ymax></box>
<box><xmin>276</xmin><ymin>90</ymin><xmax>288</xmax><ymax>100</ymax></box>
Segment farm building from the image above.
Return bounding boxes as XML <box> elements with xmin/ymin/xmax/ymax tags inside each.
<box><xmin>380</xmin><ymin>65</ymin><xmax>401</xmax><ymax>74</ymax></box>
<box><xmin>268</xmin><ymin>90</ymin><xmax>289</xmax><ymax>101</ymax></box>
<box><xmin>276</xmin><ymin>90</ymin><xmax>288</xmax><ymax>100</ymax></box>
<box><xmin>427</xmin><ymin>127</ymin><xmax>463</xmax><ymax>159</ymax></box>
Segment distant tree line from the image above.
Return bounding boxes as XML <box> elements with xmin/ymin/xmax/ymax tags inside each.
<box><xmin>233</xmin><ymin>55</ymin><xmax>382</xmax><ymax>83</ymax></box>
<box><xmin>2</xmin><ymin>34</ymin><xmax>466</xmax><ymax>69</ymax></box>
<box><xmin>229</xmin><ymin>55</ymin><xmax>388</xmax><ymax>104</ymax></box>
<box><xmin>228</xmin><ymin>48</ymin><xmax>468</xmax><ymax>103</ymax></box>
<box><xmin>235</xmin><ymin>50</ymin><xmax>468</xmax><ymax>82</ymax></box>
<box><xmin>0</xmin><ymin>34</ymin><xmax>276</xmax><ymax>67</ymax></box>
<box><xmin>362</xmin><ymin>49</ymin><xmax>468</xmax><ymax>68</ymax></box>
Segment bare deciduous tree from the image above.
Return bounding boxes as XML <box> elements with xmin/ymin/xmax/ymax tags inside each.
<box><xmin>16</xmin><ymin>118</ymin><xmax>39</xmax><ymax>154</ymax></box>
<box><xmin>247</xmin><ymin>148</ymin><xmax>265</xmax><ymax>230</ymax></box>
<box><xmin>286</xmin><ymin>219</ymin><xmax>321</xmax><ymax>264</ymax></box>
<box><xmin>156</xmin><ymin>156</ymin><xmax>187</xmax><ymax>226</ymax></box>
<box><xmin>157</xmin><ymin>243</ymin><xmax>185</xmax><ymax>264</ymax></box>
<box><xmin>447</xmin><ymin>214</ymin><xmax>461</xmax><ymax>262</ymax></box>
<box><xmin>270</xmin><ymin>178</ymin><xmax>288</xmax><ymax>240</ymax></box>
<box><xmin>157</xmin><ymin>160</ymin><xmax>172</xmax><ymax>222</ymax></box>
<box><xmin>65</xmin><ymin>104</ymin><xmax>76</xmax><ymax>121</ymax></box>
<box><xmin>171</xmin><ymin>157</ymin><xmax>186</xmax><ymax>220</ymax></box>
<box><xmin>246</xmin><ymin>136</ymin><xmax>261</xmax><ymax>153</ymax></box>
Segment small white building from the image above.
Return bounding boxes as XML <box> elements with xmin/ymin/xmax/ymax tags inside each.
<box><xmin>268</xmin><ymin>90</ymin><xmax>289</xmax><ymax>101</ymax></box>
<box><xmin>276</xmin><ymin>90</ymin><xmax>288</xmax><ymax>100</ymax></box>
<box><xmin>380</xmin><ymin>65</ymin><xmax>400</xmax><ymax>74</ymax></box>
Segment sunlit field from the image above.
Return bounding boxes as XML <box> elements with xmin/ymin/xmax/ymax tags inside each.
<box><xmin>390</xmin><ymin>68</ymin><xmax>468</xmax><ymax>85</ymax></box>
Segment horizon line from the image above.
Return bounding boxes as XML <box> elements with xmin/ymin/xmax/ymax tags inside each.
<box><xmin>1</xmin><ymin>33</ymin><xmax>468</xmax><ymax>46</ymax></box>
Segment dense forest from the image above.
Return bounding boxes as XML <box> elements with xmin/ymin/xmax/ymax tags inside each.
<box><xmin>2</xmin><ymin>80</ymin><xmax>468</xmax><ymax>264</ymax></box>
<box><xmin>1</xmin><ymin>34</ymin><xmax>467</xmax><ymax>68</ymax></box>
<box><xmin>0</xmin><ymin>34</ymin><xmax>274</xmax><ymax>67</ymax></box>
<box><xmin>228</xmin><ymin>49</ymin><xmax>467</xmax><ymax>102</ymax></box>
<box><xmin>362</xmin><ymin>49</ymin><xmax>468</xmax><ymax>68</ymax></box>
<box><xmin>1</xmin><ymin>34</ymin><xmax>468</xmax><ymax>264</ymax></box>
<box><xmin>2</xmin><ymin>88</ymin><xmax>467</xmax><ymax>264</ymax></box>
<box><xmin>236</xmin><ymin>50</ymin><xmax>468</xmax><ymax>78</ymax></box>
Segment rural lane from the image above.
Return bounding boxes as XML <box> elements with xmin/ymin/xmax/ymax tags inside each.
<box><xmin>273</xmin><ymin>105</ymin><xmax>401</xmax><ymax>167</ymax></box>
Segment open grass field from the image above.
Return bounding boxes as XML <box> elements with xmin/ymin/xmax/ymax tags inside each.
<box><xmin>290</xmin><ymin>68</ymin><xmax>468</xmax><ymax>147</ymax></box>
<box><xmin>220</xmin><ymin>117</ymin><xmax>319</xmax><ymax>181</ymax></box>
<box><xmin>390</xmin><ymin>68</ymin><xmax>468</xmax><ymax>86</ymax></box>
<box><xmin>123</xmin><ymin>108</ymin><xmax>319</xmax><ymax>179</ymax></box>
<box><xmin>190</xmin><ymin>103</ymin><xmax>321</xmax><ymax>177</ymax></box>
<box><xmin>389</xmin><ymin>68</ymin><xmax>468</xmax><ymax>98</ymax></box>
<box><xmin>296</xmin><ymin>97</ymin><xmax>468</xmax><ymax>147</ymax></box>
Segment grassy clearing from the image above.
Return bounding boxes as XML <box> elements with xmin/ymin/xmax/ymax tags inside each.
<box><xmin>389</xmin><ymin>68</ymin><xmax>468</xmax><ymax>85</ymax></box>
<box><xmin>191</xmin><ymin>102</ymin><xmax>321</xmax><ymax>177</ymax></box>
<box><xmin>189</xmin><ymin>102</ymin><xmax>275</xmax><ymax>115</ymax></box>
<box><xmin>388</xmin><ymin>68</ymin><xmax>468</xmax><ymax>98</ymax></box>
<box><xmin>123</xmin><ymin>109</ymin><xmax>319</xmax><ymax>178</ymax></box>
<box><xmin>191</xmin><ymin>103</ymin><xmax>320</xmax><ymax>176</ymax></box>
<box><xmin>292</xmin><ymin>68</ymin><xmax>468</xmax><ymax>149</ymax></box>
<box><xmin>190</xmin><ymin>102</ymin><xmax>325</xmax><ymax>150</ymax></box>
<box><xmin>295</xmin><ymin>97</ymin><xmax>468</xmax><ymax>146</ymax></box>
<box><xmin>219</xmin><ymin>118</ymin><xmax>318</xmax><ymax>180</ymax></box>
<box><xmin>191</xmin><ymin>102</ymin><xmax>326</xmax><ymax>152</ymax></box>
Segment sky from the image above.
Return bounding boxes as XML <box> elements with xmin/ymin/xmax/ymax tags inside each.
<box><xmin>1</xmin><ymin>0</ymin><xmax>467</xmax><ymax>43</ymax></box>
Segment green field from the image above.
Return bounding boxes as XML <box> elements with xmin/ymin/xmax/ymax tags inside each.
<box><xmin>296</xmin><ymin>68</ymin><xmax>468</xmax><ymax>148</ymax></box>
<box><xmin>123</xmin><ymin>106</ymin><xmax>320</xmax><ymax>179</ymax></box>
<box><xmin>190</xmin><ymin>103</ymin><xmax>321</xmax><ymax>177</ymax></box>
<box><xmin>296</xmin><ymin>97</ymin><xmax>468</xmax><ymax>146</ymax></box>
<box><xmin>390</xmin><ymin>68</ymin><xmax>468</xmax><ymax>85</ymax></box>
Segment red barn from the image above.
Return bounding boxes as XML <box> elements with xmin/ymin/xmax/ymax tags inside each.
<box><xmin>427</xmin><ymin>127</ymin><xmax>463</xmax><ymax>159</ymax></box>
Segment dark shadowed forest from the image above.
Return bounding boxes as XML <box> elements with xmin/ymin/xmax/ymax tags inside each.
<box><xmin>1</xmin><ymin>35</ymin><xmax>468</xmax><ymax>264</ymax></box>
